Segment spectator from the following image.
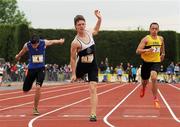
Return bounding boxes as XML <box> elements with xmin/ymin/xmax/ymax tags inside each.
<box><xmin>131</xmin><ymin>65</ymin><xmax>137</xmax><ymax>83</ymax></box>
<box><xmin>117</xmin><ymin>65</ymin><xmax>123</xmax><ymax>82</ymax></box>
<box><xmin>126</xmin><ymin>63</ymin><xmax>132</xmax><ymax>83</ymax></box>
<box><xmin>99</xmin><ymin>61</ymin><xmax>106</xmax><ymax>74</ymax></box>
<box><xmin>166</xmin><ymin>62</ymin><xmax>175</xmax><ymax>83</ymax></box>
<box><xmin>174</xmin><ymin>63</ymin><xmax>180</xmax><ymax>82</ymax></box>
<box><xmin>0</xmin><ymin>63</ymin><xmax>4</xmax><ymax>85</ymax></box>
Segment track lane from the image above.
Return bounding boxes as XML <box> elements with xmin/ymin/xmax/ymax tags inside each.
<box><xmin>0</xmin><ymin>83</ymin><xmax>110</xmax><ymax>127</ymax></box>
<box><xmin>0</xmin><ymin>83</ymin><xmax>78</xmax><ymax>98</ymax></box>
<box><xmin>158</xmin><ymin>84</ymin><xmax>180</xmax><ymax>121</ymax></box>
<box><xmin>105</xmin><ymin>84</ymin><xmax>179</xmax><ymax>127</ymax></box>
<box><xmin>29</xmin><ymin>83</ymin><xmax>130</xmax><ymax>127</ymax></box>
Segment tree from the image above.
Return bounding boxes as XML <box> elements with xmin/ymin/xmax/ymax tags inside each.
<box><xmin>14</xmin><ymin>24</ymin><xmax>30</xmax><ymax>62</ymax></box>
<box><xmin>0</xmin><ymin>0</ymin><xmax>30</xmax><ymax>25</ymax></box>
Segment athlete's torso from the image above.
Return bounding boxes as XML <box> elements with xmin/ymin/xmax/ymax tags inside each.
<box><xmin>27</xmin><ymin>40</ymin><xmax>45</xmax><ymax>69</ymax></box>
<box><xmin>141</xmin><ymin>35</ymin><xmax>162</xmax><ymax>62</ymax></box>
<box><xmin>75</xmin><ymin>31</ymin><xmax>97</xmax><ymax>66</ymax></box>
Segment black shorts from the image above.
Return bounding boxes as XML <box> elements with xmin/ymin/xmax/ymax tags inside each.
<box><xmin>76</xmin><ymin>63</ymin><xmax>98</xmax><ymax>82</ymax></box>
<box><xmin>141</xmin><ymin>61</ymin><xmax>160</xmax><ymax>80</ymax></box>
<box><xmin>23</xmin><ymin>67</ymin><xmax>45</xmax><ymax>92</ymax></box>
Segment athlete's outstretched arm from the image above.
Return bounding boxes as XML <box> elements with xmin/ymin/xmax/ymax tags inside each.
<box><xmin>15</xmin><ymin>44</ymin><xmax>28</xmax><ymax>61</ymax></box>
<box><xmin>160</xmin><ymin>36</ymin><xmax>165</xmax><ymax>61</ymax></box>
<box><xmin>136</xmin><ymin>37</ymin><xmax>153</xmax><ymax>54</ymax></box>
<box><xmin>45</xmin><ymin>38</ymin><xmax>65</xmax><ymax>47</ymax></box>
<box><xmin>92</xmin><ymin>10</ymin><xmax>102</xmax><ymax>36</ymax></box>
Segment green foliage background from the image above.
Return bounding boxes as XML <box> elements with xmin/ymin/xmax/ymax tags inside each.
<box><xmin>0</xmin><ymin>24</ymin><xmax>179</xmax><ymax>67</ymax></box>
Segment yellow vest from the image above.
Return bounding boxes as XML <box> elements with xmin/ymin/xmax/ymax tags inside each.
<box><xmin>141</xmin><ymin>35</ymin><xmax>162</xmax><ymax>62</ymax></box>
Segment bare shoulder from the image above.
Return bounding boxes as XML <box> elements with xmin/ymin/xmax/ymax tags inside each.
<box><xmin>141</xmin><ymin>36</ymin><xmax>148</xmax><ymax>44</ymax></box>
<box><xmin>23</xmin><ymin>43</ymin><xmax>29</xmax><ymax>50</ymax></box>
<box><xmin>71</xmin><ymin>39</ymin><xmax>81</xmax><ymax>49</ymax></box>
<box><xmin>159</xmin><ymin>36</ymin><xmax>164</xmax><ymax>41</ymax></box>
<box><xmin>23</xmin><ymin>42</ymin><xmax>27</xmax><ymax>47</ymax></box>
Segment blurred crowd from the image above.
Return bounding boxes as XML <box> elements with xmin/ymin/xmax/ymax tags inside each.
<box><xmin>98</xmin><ymin>57</ymin><xmax>180</xmax><ymax>83</ymax></box>
<box><xmin>0</xmin><ymin>62</ymin><xmax>71</xmax><ymax>85</ymax></box>
<box><xmin>0</xmin><ymin>59</ymin><xmax>179</xmax><ymax>85</ymax></box>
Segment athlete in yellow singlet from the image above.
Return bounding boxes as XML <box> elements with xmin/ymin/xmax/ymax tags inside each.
<box><xmin>136</xmin><ymin>22</ymin><xmax>165</xmax><ymax>109</ymax></box>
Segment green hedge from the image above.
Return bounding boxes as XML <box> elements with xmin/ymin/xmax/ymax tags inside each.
<box><xmin>0</xmin><ymin>24</ymin><xmax>16</xmax><ymax>62</ymax></box>
<box><xmin>176</xmin><ymin>33</ymin><xmax>180</xmax><ymax>61</ymax></box>
<box><xmin>0</xmin><ymin>24</ymin><xmax>179</xmax><ymax>67</ymax></box>
<box><xmin>95</xmin><ymin>31</ymin><xmax>148</xmax><ymax>66</ymax></box>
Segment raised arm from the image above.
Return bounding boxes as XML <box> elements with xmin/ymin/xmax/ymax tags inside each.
<box><xmin>92</xmin><ymin>10</ymin><xmax>102</xmax><ymax>36</ymax></box>
<box><xmin>15</xmin><ymin>43</ymin><xmax>28</xmax><ymax>61</ymax></box>
<box><xmin>45</xmin><ymin>38</ymin><xmax>65</xmax><ymax>47</ymax></box>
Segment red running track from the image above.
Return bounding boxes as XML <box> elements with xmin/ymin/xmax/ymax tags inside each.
<box><xmin>0</xmin><ymin>82</ymin><xmax>179</xmax><ymax>127</ymax></box>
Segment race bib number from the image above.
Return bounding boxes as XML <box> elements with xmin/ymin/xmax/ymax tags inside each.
<box><xmin>32</xmin><ymin>55</ymin><xmax>43</xmax><ymax>63</ymax></box>
<box><xmin>81</xmin><ymin>54</ymin><xmax>94</xmax><ymax>63</ymax></box>
<box><xmin>152</xmin><ymin>47</ymin><xmax>160</xmax><ymax>53</ymax></box>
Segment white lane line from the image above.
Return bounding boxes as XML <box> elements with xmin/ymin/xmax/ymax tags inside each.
<box><xmin>0</xmin><ymin>84</ymin><xmax>76</xmax><ymax>96</ymax></box>
<box><xmin>28</xmin><ymin>84</ymin><xmax>127</xmax><ymax>127</ymax></box>
<box><xmin>103</xmin><ymin>84</ymin><xmax>140</xmax><ymax>127</ymax></box>
<box><xmin>158</xmin><ymin>89</ymin><xmax>180</xmax><ymax>123</ymax></box>
<box><xmin>0</xmin><ymin>85</ymin><xmax>85</xmax><ymax>102</ymax></box>
<box><xmin>167</xmin><ymin>84</ymin><xmax>180</xmax><ymax>90</ymax></box>
<box><xmin>0</xmin><ymin>114</ymin><xmax>26</xmax><ymax>117</ymax></box>
<box><xmin>123</xmin><ymin>115</ymin><xmax>158</xmax><ymax>118</ymax></box>
<box><xmin>0</xmin><ymin>84</ymin><xmax>108</xmax><ymax>112</ymax></box>
<box><xmin>62</xmin><ymin>115</ymin><xmax>88</xmax><ymax>117</ymax></box>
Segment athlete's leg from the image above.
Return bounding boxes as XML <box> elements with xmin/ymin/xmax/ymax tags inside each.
<box><xmin>142</xmin><ymin>79</ymin><xmax>148</xmax><ymax>88</ymax></box>
<box><xmin>23</xmin><ymin>69</ymin><xmax>36</xmax><ymax>93</ymax></box>
<box><xmin>88</xmin><ymin>66</ymin><xmax>98</xmax><ymax>121</ymax></box>
<box><xmin>33</xmin><ymin>84</ymin><xmax>41</xmax><ymax>115</ymax></box>
<box><xmin>140</xmin><ymin>79</ymin><xmax>148</xmax><ymax>97</ymax></box>
<box><xmin>33</xmin><ymin>67</ymin><xmax>45</xmax><ymax>115</ymax></box>
<box><xmin>150</xmin><ymin>70</ymin><xmax>160</xmax><ymax>108</ymax></box>
<box><xmin>89</xmin><ymin>81</ymin><xmax>98</xmax><ymax>121</ymax></box>
<box><xmin>89</xmin><ymin>81</ymin><xmax>98</xmax><ymax>116</ymax></box>
<box><xmin>140</xmin><ymin>62</ymin><xmax>150</xmax><ymax>97</ymax></box>
<box><xmin>150</xmin><ymin>71</ymin><xmax>158</xmax><ymax>98</ymax></box>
